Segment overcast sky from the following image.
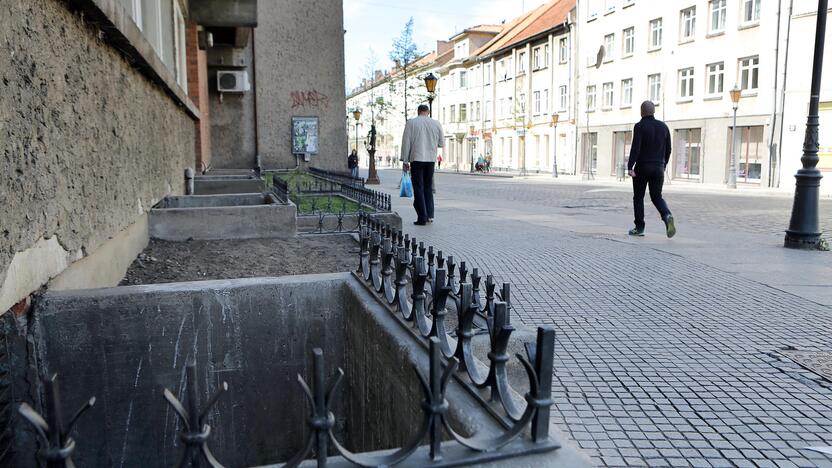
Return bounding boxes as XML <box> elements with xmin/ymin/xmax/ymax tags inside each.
<box><xmin>343</xmin><ymin>0</ymin><xmax>550</xmax><ymax>91</ymax></box>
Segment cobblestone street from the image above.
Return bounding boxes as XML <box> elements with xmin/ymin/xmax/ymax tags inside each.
<box><xmin>375</xmin><ymin>169</ymin><xmax>832</xmax><ymax>468</ymax></box>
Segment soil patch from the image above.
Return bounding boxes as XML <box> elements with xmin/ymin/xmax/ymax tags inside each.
<box><xmin>121</xmin><ymin>234</ymin><xmax>358</xmax><ymax>285</ymax></box>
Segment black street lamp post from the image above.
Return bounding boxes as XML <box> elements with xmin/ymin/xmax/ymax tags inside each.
<box><xmin>785</xmin><ymin>0</ymin><xmax>827</xmax><ymax>250</ymax></box>
<box><xmin>424</xmin><ymin>73</ymin><xmax>438</xmax><ymax>118</ymax></box>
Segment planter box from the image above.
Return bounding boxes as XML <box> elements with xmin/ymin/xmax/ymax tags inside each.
<box><xmin>193</xmin><ymin>175</ymin><xmax>264</xmax><ymax>195</ymax></box>
<box><xmin>150</xmin><ymin>193</ymin><xmax>296</xmax><ymax>240</ymax></box>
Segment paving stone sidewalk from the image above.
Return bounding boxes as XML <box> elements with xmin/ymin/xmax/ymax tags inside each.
<box><xmin>378</xmin><ymin>171</ymin><xmax>832</xmax><ymax>468</ymax></box>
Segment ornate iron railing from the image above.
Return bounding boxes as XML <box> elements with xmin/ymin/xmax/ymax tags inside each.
<box><xmin>17</xmin><ymin>215</ymin><xmax>560</xmax><ymax>468</ymax></box>
<box><xmin>309</xmin><ymin>167</ymin><xmax>365</xmax><ymax>187</ymax></box>
<box><xmin>340</xmin><ymin>185</ymin><xmax>391</xmax><ymax>212</ymax></box>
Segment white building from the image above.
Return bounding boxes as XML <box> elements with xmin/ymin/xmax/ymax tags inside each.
<box><xmin>346</xmin><ymin>0</ymin><xmax>831</xmax><ymax>193</ymax></box>
<box><xmin>577</xmin><ymin>0</ymin><xmax>831</xmax><ymax>192</ymax></box>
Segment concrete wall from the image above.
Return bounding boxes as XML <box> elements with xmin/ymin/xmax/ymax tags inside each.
<box><xmin>254</xmin><ymin>0</ymin><xmax>348</xmax><ymax>172</ymax></box>
<box><xmin>149</xmin><ymin>198</ymin><xmax>297</xmax><ymax>240</ymax></box>
<box><xmin>207</xmin><ymin>39</ymin><xmax>258</xmax><ymax>169</ymax></box>
<box><xmin>8</xmin><ymin>274</ymin><xmax>502</xmax><ymax>467</ymax></box>
<box><xmin>0</xmin><ymin>0</ymin><xmax>195</xmax><ymax>315</ymax></box>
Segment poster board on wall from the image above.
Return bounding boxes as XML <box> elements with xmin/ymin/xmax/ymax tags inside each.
<box><xmin>292</xmin><ymin>117</ymin><xmax>319</xmax><ymax>155</ymax></box>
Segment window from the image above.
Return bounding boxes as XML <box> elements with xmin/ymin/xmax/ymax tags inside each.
<box><xmin>442</xmin><ymin>107</ymin><xmax>446</xmax><ymax>123</ymax></box>
<box><xmin>739</xmin><ymin>56</ymin><xmax>759</xmax><ymax>91</ymax></box>
<box><xmin>498</xmin><ymin>99</ymin><xmax>504</xmax><ymax>119</ymax></box>
<box><xmin>604</xmin><ymin>34</ymin><xmax>614</xmax><ymax>61</ymax></box>
<box><xmin>484</xmin><ymin>63</ymin><xmax>492</xmax><ymax>85</ymax></box>
<box><xmin>648</xmin><ymin>74</ymin><xmax>662</xmax><ymax>103</ymax></box>
<box><xmin>680</xmin><ymin>7</ymin><xmax>696</xmax><ymax>41</ymax></box>
<box><xmin>622</xmin><ymin>27</ymin><xmax>634</xmax><ymax>56</ymax></box>
<box><xmin>476</xmin><ymin>101</ymin><xmax>481</xmax><ymax>121</ymax></box>
<box><xmin>649</xmin><ymin>18</ymin><xmax>663</xmax><ymax>49</ymax></box>
<box><xmin>612</xmin><ymin>131</ymin><xmax>633</xmax><ymax>176</ymax></box>
<box><xmin>126</xmin><ymin>0</ymin><xmax>143</xmax><ymax>30</ymax></box>
<box><xmin>544</xmin><ymin>44</ymin><xmax>550</xmax><ymax>66</ymax></box>
<box><xmin>533</xmin><ymin>47</ymin><xmax>542</xmax><ymax>69</ymax></box>
<box><xmin>559</xmin><ymin>38</ymin><xmax>568</xmax><ymax>63</ymax></box>
<box><xmin>582</xmin><ymin>133</ymin><xmax>598</xmax><ymax>172</ymax></box>
<box><xmin>730</xmin><ymin>126</ymin><xmax>765</xmax><ymax>182</ymax></box>
<box><xmin>459</xmin><ymin>71</ymin><xmax>468</xmax><ymax>89</ymax></box>
<box><xmin>519</xmin><ymin>94</ymin><xmax>526</xmax><ymax>114</ymax></box>
<box><xmin>459</xmin><ymin>103</ymin><xmax>467</xmax><ymax>122</ymax></box>
<box><xmin>508</xmin><ymin>56</ymin><xmax>514</xmax><ymax>78</ymax></box>
<box><xmin>543</xmin><ymin>89</ymin><xmax>549</xmax><ymax>114</ymax></box>
<box><xmin>450</xmin><ymin>105</ymin><xmax>456</xmax><ymax>122</ymax></box>
<box><xmin>559</xmin><ymin>85</ymin><xmax>568</xmax><ymax>110</ymax></box>
<box><xmin>173</xmin><ymin>0</ymin><xmax>187</xmax><ymax>89</ymax></box>
<box><xmin>709</xmin><ymin>0</ymin><xmax>726</xmax><ymax>33</ymax></box>
<box><xmin>602</xmin><ymin>82</ymin><xmax>614</xmax><ymax>109</ymax></box>
<box><xmin>675</xmin><ymin>128</ymin><xmax>702</xmax><ymax>179</ymax></box>
<box><xmin>534</xmin><ymin>91</ymin><xmax>541</xmax><ymax>114</ymax></box>
<box><xmin>678</xmin><ymin>68</ymin><xmax>694</xmax><ymax>99</ymax></box>
<box><xmin>485</xmin><ymin>100</ymin><xmax>492</xmax><ymax>121</ymax></box>
<box><xmin>518</xmin><ymin>52</ymin><xmax>527</xmax><ymax>75</ymax></box>
<box><xmin>742</xmin><ymin>0</ymin><xmax>761</xmax><ymax>23</ymax></box>
<box><xmin>707</xmin><ymin>62</ymin><xmax>724</xmax><ymax>95</ymax></box>
<box><xmin>586</xmin><ymin>85</ymin><xmax>596</xmax><ymax>111</ymax></box>
<box><xmin>621</xmin><ymin>78</ymin><xmax>633</xmax><ymax>107</ymax></box>
<box><xmin>498</xmin><ymin>60</ymin><xmax>507</xmax><ymax>80</ymax></box>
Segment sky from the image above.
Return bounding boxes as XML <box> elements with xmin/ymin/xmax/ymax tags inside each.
<box><xmin>343</xmin><ymin>0</ymin><xmax>550</xmax><ymax>92</ymax></box>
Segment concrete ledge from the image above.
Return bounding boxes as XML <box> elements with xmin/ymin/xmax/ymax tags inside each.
<box><xmin>194</xmin><ymin>176</ymin><xmax>264</xmax><ymax>195</ymax></box>
<box><xmin>150</xmin><ymin>193</ymin><xmax>296</xmax><ymax>240</ymax></box>
<box><xmin>48</xmin><ymin>214</ymin><xmax>149</xmax><ymax>291</ymax></box>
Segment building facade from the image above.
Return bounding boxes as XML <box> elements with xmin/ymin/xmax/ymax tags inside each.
<box><xmin>346</xmin><ymin>0</ymin><xmax>831</xmax><ymax>193</ymax></box>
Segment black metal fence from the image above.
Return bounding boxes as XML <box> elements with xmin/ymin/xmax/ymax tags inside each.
<box><xmin>309</xmin><ymin>167</ymin><xmax>365</xmax><ymax>187</ymax></box>
<box><xmin>341</xmin><ymin>185</ymin><xmax>391</xmax><ymax>212</ymax></box>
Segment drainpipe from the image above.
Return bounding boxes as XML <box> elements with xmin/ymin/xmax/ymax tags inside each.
<box><xmin>775</xmin><ymin>0</ymin><xmax>795</xmax><ymax>188</ymax></box>
<box><xmin>570</xmin><ymin>11</ymin><xmax>579</xmax><ymax>176</ymax></box>
<box><xmin>252</xmin><ymin>28</ymin><xmax>260</xmax><ymax>171</ymax></box>
<box><xmin>767</xmin><ymin>0</ymin><xmax>785</xmax><ymax>187</ymax></box>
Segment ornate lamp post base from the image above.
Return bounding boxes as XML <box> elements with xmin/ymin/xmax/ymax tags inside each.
<box><xmin>784</xmin><ymin>0</ymin><xmax>827</xmax><ymax>250</ymax></box>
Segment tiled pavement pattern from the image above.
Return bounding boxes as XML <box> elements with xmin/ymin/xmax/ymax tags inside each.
<box><xmin>435</xmin><ymin>176</ymin><xmax>832</xmax><ymax>237</ymax></box>
<box><xmin>378</xmin><ymin>172</ymin><xmax>832</xmax><ymax>467</ymax></box>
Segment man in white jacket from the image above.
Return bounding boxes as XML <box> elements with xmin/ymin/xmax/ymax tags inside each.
<box><xmin>400</xmin><ymin>104</ymin><xmax>444</xmax><ymax>225</ymax></box>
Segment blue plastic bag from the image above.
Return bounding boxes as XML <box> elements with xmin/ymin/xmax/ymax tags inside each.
<box><xmin>399</xmin><ymin>172</ymin><xmax>413</xmax><ymax>198</ymax></box>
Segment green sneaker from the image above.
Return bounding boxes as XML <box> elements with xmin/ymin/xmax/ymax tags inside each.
<box><xmin>628</xmin><ymin>227</ymin><xmax>645</xmax><ymax>236</ymax></box>
<box><xmin>665</xmin><ymin>215</ymin><xmax>677</xmax><ymax>238</ymax></box>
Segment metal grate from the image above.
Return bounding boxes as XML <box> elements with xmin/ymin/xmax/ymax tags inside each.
<box><xmin>778</xmin><ymin>350</ymin><xmax>832</xmax><ymax>382</ymax></box>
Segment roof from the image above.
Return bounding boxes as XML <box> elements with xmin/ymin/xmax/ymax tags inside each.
<box><xmin>449</xmin><ymin>24</ymin><xmax>503</xmax><ymax>41</ymax></box>
<box><xmin>476</xmin><ymin>0</ymin><xmax>575</xmax><ymax>58</ymax></box>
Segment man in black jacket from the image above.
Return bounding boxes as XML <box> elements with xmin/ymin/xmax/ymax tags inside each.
<box><xmin>627</xmin><ymin>101</ymin><xmax>676</xmax><ymax>238</ymax></box>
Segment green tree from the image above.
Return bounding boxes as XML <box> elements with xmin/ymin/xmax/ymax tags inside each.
<box><xmin>389</xmin><ymin>17</ymin><xmax>421</xmax><ymax>123</ymax></box>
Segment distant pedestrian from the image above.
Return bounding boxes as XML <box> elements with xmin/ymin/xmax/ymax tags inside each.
<box><xmin>437</xmin><ymin>154</ymin><xmax>443</xmax><ymax>170</ymax></box>
<box><xmin>348</xmin><ymin>149</ymin><xmax>359</xmax><ymax>179</ymax></box>
<box><xmin>401</xmin><ymin>104</ymin><xmax>443</xmax><ymax>225</ymax></box>
<box><xmin>627</xmin><ymin>101</ymin><xmax>676</xmax><ymax>238</ymax></box>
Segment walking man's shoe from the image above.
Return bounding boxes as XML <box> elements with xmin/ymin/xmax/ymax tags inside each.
<box><xmin>665</xmin><ymin>215</ymin><xmax>677</xmax><ymax>238</ymax></box>
<box><xmin>427</xmin><ymin>218</ymin><xmax>434</xmax><ymax>224</ymax></box>
<box><xmin>628</xmin><ymin>227</ymin><xmax>645</xmax><ymax>236</ymax></box>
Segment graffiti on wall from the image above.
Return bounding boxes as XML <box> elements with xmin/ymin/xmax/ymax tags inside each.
<box><xmin>291</xmin><ymin>90</ymin><xmax>330</xmax><ymax>111</ymax></box>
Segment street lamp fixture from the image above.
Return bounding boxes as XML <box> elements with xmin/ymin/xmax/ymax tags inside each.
<box><xmin>785</xmin><ymin>0</ymin><xmax>827</xmax><ymax>250</ymax></box>
<box><xmin>352</xmin><ymin>108</ymin><xmax>361</xmax><ymax>152</ymax></box>
<box><xmin>424</xmin><ymin>73</ymin><xmax>438</xmax><ymax>118</ymax></box>
<box><xmin>727</xmin><ymin>85</ymin><xmax>741</xmax><ymax>189</ymax></box>
<box><xmin>551</xmin><ymin>113</ymin><xmax>560</xmax><ymax>178</ymax></box>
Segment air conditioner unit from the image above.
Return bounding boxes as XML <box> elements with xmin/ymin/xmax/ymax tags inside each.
<box><xmin>217</xmin><ymin>70</ymin><xmax>250</xmax><ymax>93</ymax></box>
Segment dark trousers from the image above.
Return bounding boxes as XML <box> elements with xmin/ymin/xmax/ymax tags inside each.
<box><xmin>632</xmin><ymin>164</ymin><xmax>671</xmax><ymax>229</ymax></box>
<box><xmin>410</xmin><ymin>161</ymin><xmax>435</xmax><ymax>222</ymax></box>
